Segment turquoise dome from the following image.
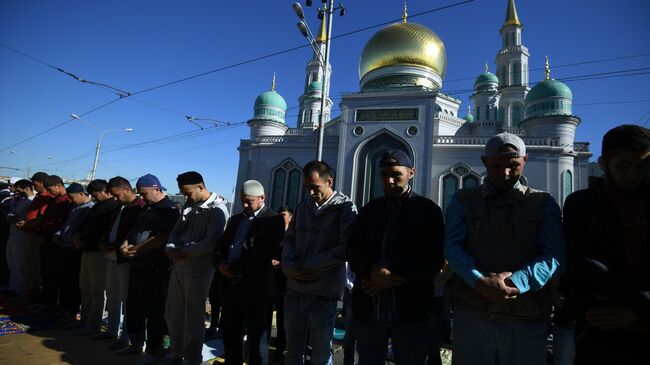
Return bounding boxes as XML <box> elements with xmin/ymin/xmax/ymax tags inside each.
<box><xmin>474</xmin><ymin>72</ymin><xmax>499</xmax><ymax>88</ymax></box>
<box><xmin>464</xmin><ymin>112</ymin><xmax>474</xmax><ymax>123</ymax></box>
<box><xmin>525</xmin><ymin>79</ymin><xmax>572</xmax><ymax>103</ymax></box>
<box><xmin>254</xmin><ymin>90</ymin><xmax>287</xmax><ymax>110</ymax></box>
<box><xmin>308</xmin><ymin>80</ymin><xmax>323</xmax><ymax>93</ymax></box>
<box><xmin>253</xmin><ymin>90</ymin><xmax>287</xmax><ymax>124</ymax></box>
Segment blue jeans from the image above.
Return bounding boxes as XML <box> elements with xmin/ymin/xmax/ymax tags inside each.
<box><xmin>452</xmin><ymin>308</ymin><xmax>549</xmax><ymax>365</ymax></box>
<box><xmin>355</xmin><ymin>318</ymin><xmax>433</xmax><ymax>365</ymax></box>
<box><xmin>284</xmin><ymin>289</ymin><xmax>338</xmax><ymax>365</ymax></box>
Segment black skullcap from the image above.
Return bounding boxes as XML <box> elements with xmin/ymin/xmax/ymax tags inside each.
<box><xmin>379</xmin><ymin>150</ymin><xmax>413</xmax><ymax>168</ymax></box>
<box><xmin>44</xmin><ymin>175</ymin><xmax>64</xmax><ymax>187</ymax></box>
<box><xmin>66</xmin><ymin>183</ymin><xmax>86</xmax><ymax>194</ymax></box>
<box><xmin>31</xmin><ymin>171</ymin><xmax>49</xmax><ymax>183</ymax></box>
<box><xmin>176</xmin><ymin>171</ymin><xmax>204</xmax><ymax>185</ymax></box>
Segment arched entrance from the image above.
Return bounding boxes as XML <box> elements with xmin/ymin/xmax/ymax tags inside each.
<box><xmin>355</xmin><ymin>133</ymin><xmax>413</xmax><ymax>207</ymax></box>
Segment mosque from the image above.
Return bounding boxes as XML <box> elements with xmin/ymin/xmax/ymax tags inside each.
<box><xmin>234</xmin><ymin>0</ymin><xmax>591</xmax><ymax>213</ymax></box>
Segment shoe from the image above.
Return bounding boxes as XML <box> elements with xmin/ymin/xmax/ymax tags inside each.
<box><xmin>135</xmin><ymin>352</ymin><xmax>161</xmax><ymax>365</ymax></box>
<box><xmin>74</xmin><ymin>327</ymin><xmax>99</xmax><ymax>336</ymax></box>
<box><xmin>64</xmin><ymin>320</ymin><xmax>84</xmax><ymax>329</ymax></box>
<box><xmin>91</xmin><ymin>332</ymin><xmax>117</xmax><ymax>341</ymax></box>
<box><xmin>115</xmin><ymin>341</ymin><xmax>143</xmax><ymax>355</ymax></box>
<box><xmin>158</xmin><ymin>356</ymin><xmax>183</xmax><ymax>365</ymax></box>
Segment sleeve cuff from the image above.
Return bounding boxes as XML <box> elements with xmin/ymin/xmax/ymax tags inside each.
<box><xmin>509</xmin><ymin>271</ymin><xmax>530</xmax><ymax>294</ymax></box>
<box><xmin>459</xmin><ymin>268</ymin><xmax>483</xmax><ymax>288</ymax></box>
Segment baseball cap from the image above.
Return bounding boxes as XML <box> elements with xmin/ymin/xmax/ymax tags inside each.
<box><xmin>241</xmin><ymin>180</ymin><xmax>264</xmax><ymax>196</ymax></box>
<box><xmin>136</xmin><ymin>174</ymin><xmax>167</xmax><ymax>191</ymax></box>
<box><xmin>379</xmin><ymin>150</ymin><xmax>413</xmax><ymax>168</ymax></box>
<box><xmin>484</xmin><ymin>132</ymin><xmax>527</xmax><ymax>158</ymax></box>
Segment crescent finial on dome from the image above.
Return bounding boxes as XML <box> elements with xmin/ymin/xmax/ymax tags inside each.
<box><xmin>545</xmin><ymin>56</ymin><xmax>551</xmax><ymax>80</ymax></box>
<box><xmin>484</xmin><ymin>61</ymin><xmax>489</xmax><ymax>73</ymax></box>
<box><xmin>271</xmin><ymin>72</ymin><xmax>276</xmax><ymax>91</ymax></box>
<box><xmin>402</xmin><ymin>0</ymin><xmax>408</xmax><ymax>23</ymax></box>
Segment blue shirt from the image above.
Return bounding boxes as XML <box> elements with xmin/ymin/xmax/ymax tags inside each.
<box><xmin>443</xmin><ymin>184</ymin><xmax>565</xmax><ymax>294</ymax></box>
<box><xmin>57</xmin><ymin>200</ymin><xmax>94</xmax><ymax>247</ymax></box>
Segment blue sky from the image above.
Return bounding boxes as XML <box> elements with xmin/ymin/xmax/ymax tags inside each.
<box><xmin>1</xmin><ymin>0</ymin><xmax>649</xmax><ymax>198</ymax></box>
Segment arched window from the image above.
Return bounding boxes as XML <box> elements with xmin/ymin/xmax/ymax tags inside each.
<box><xmin>442</xmin><ymin>175</ymin><xmax>458</xmax><ymax>212</ymax></box>
<box><xmin>562</xmin><ymin>170</ymin><xmax>573</xmax><ymax>204</ymax></box>
<box><xmin>512</xmin><ymin>104</ymin><xmax>522</xmax><ymax>125</ymax></box>
<box><xmin>485</xmin><ymin>105</ymin><xmax>490</xmax><ymax>120</ymax></box>
<box><xmin>270</xmin><ymin>160</ymin><xmax>304</xmax><ymax>211</ymax></box>
<box><xmin>440</xmin><ymin>164</ymin><xmax>482</xmax><ymax>212</ymax></box>
<box><xmin>286</xmin><ymin>169</ymin><xmax>301</xmax><ymax>210</ymax></box>
<box><xmin>476</xmin><ymin>106</ymin><xmax>480</xmax><ymax>120</ymax></box>
<box><xmin>512</xmin><ymin>62</ymin><xmax>521</xmax><ymax>85</ymax></box>
<box><xmin>271</xmin><ymin>169</ymin><xmax>286</xmax><ymax>210</ymax></box>
<box><xmin>356</xmin><ymin>133</ymin><xmax>411</xmax><ymax>207</ymax></box>
<box><xmin>463</xmin><ymin>175</ymin><xmax>479</xmax><ymax>189</ymax></box>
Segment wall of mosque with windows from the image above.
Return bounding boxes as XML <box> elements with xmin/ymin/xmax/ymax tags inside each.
<box><xmin>269</xmin><ymin>159</ymin><xmax>303</xmax><ymax>211</ymax></box>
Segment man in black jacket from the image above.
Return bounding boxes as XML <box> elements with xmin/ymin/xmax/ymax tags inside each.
<box><xmin>347</xmin><ymin>150</ymin><xmax>445</xmax><ymax>365</ymax></box>
<box><xmin>214</xmin><ymin>180</ymin><xmax>285</xmax><ymax>365</ymax></box>
<box><xmin>561</xmin><ymin>124</ymin><xmax>650</xmax><ymax>364</ymax></box>
<box><xmin>74</xmin><ymin>179</ymin><xmax>120</xmax><ymax>335</ymax></box>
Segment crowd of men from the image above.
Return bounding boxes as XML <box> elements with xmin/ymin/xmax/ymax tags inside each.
<box><xmin>0</xmin><ymin>123</ymin><xmax>648</xmax><ymax>365</ymax></box>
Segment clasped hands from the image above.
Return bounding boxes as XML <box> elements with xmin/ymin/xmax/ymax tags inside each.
<box><xmin>475</xmin><ymin>272</ymin><xmax>520</xmax><ymax>301</ymax></box>
<box><xmin>361</xmin><ymin>266</ymin><xmax>406</xmax><ymax>297</ymax></box>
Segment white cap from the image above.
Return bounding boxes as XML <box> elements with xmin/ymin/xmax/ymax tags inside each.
<box><xmin>484</xmin><ymin>132</ymin><xmax>527</xmax><ymax>158</ymax></box>
<box><xmin>241</xmin><ymin>180</ymin><xmax>264</xmax><ymax>196</ymax></box>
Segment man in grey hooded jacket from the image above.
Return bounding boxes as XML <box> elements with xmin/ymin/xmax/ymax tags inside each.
<box><xmin>164</xmin><ymin>171</ymin><xmax>229</xmax><ymax>365</ymax></box>
<box><xmin>282</xmin><ymin>160</ymin><xmax>357</xmax><ymax>365</ymax></box>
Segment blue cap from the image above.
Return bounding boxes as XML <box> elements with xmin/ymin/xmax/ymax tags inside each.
<box><xmin>136</xmin><ymin>174</ymin><xmax>167</xmax><ymax>191</ymax></box>
<box><xmin>380</xmin><ymin>150</ymin><xmax>414</xmax><ymax>168</ymax></box>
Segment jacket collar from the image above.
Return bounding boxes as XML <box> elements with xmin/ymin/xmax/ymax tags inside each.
<box><xmin>482</xmin><ymin>179</ymin><xmax>526</xmax><ymax>203</ymax></box>
<box><xmin>197</xmin><ymin>192</ymin><xmax>220</xmax><ymax>209</ymax></box>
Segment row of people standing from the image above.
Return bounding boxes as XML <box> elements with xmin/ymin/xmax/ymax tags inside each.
<box><xmin>214</xmin><ymin>125</ymin><xmax>649</xmax><ymax>365</ymax></box>
<box><xmin>1</xmin><ymin>123</ymin><xmax>647</xmax><ymax>365</ymax></box>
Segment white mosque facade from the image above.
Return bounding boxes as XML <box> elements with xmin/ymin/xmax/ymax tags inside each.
<box><xmin>234</xmin><ymin>0</ymin><xmax>591</xmax><ymax>213</ymax></box>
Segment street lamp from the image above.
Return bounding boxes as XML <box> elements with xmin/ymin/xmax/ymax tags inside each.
<box><xmin>70</xmin><ymin>114</ymin><xmax>133</xmax><ymax>180</ymax></box>
<box><xmin>292</xmin><ymin>0</ymin><xmax>345</xmax><ymax>161</ymax></box>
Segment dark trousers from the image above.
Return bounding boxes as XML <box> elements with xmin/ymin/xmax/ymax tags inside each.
<box><xmin>40</xmin><ymin>242</ymin><xmax>64</xmax><ymax>308</ymax></box>
<box><xmin>267</xmin><ymin>268</ymin><xmax>286</xmax><ymax>354</ymax></box>
<box><xmin>222</xmin><ymin>283</ymin><xmax>269</xmax><ymax>365</ymax></box>
<box><xmin>208</xmin><ymin>271</ymin><xmax>222</xmax><ymax>329</ymax></box>
<box><xmin>0</xmin><ymin>222</ymin><xmax>10</xmax><ymax>288</ymax></box>
<box><xmin>126</xmin><ymin>262</ymin><xmax>170</xmax><ymax>354</ymax></box>
<box><xmin>60</xmin><ymin>247</ymin><xmax>82</xmax><ymax>315</ymax></box>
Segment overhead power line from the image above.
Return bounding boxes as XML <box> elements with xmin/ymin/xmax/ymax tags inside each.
<box><xmin>0</xmin><ymin>42</ymin><xmax>131</xmax><ymax>97</ymax></box>
<box><xmin>0</xmin><ymin>97</ymin><xmax>123</xmax><ymax>153</ymax></box>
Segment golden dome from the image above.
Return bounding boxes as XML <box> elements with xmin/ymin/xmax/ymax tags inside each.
<box><xmin>359</xmin><ymin>22</ymin><xmax>447</xmax><ymax>80</ymax></box>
